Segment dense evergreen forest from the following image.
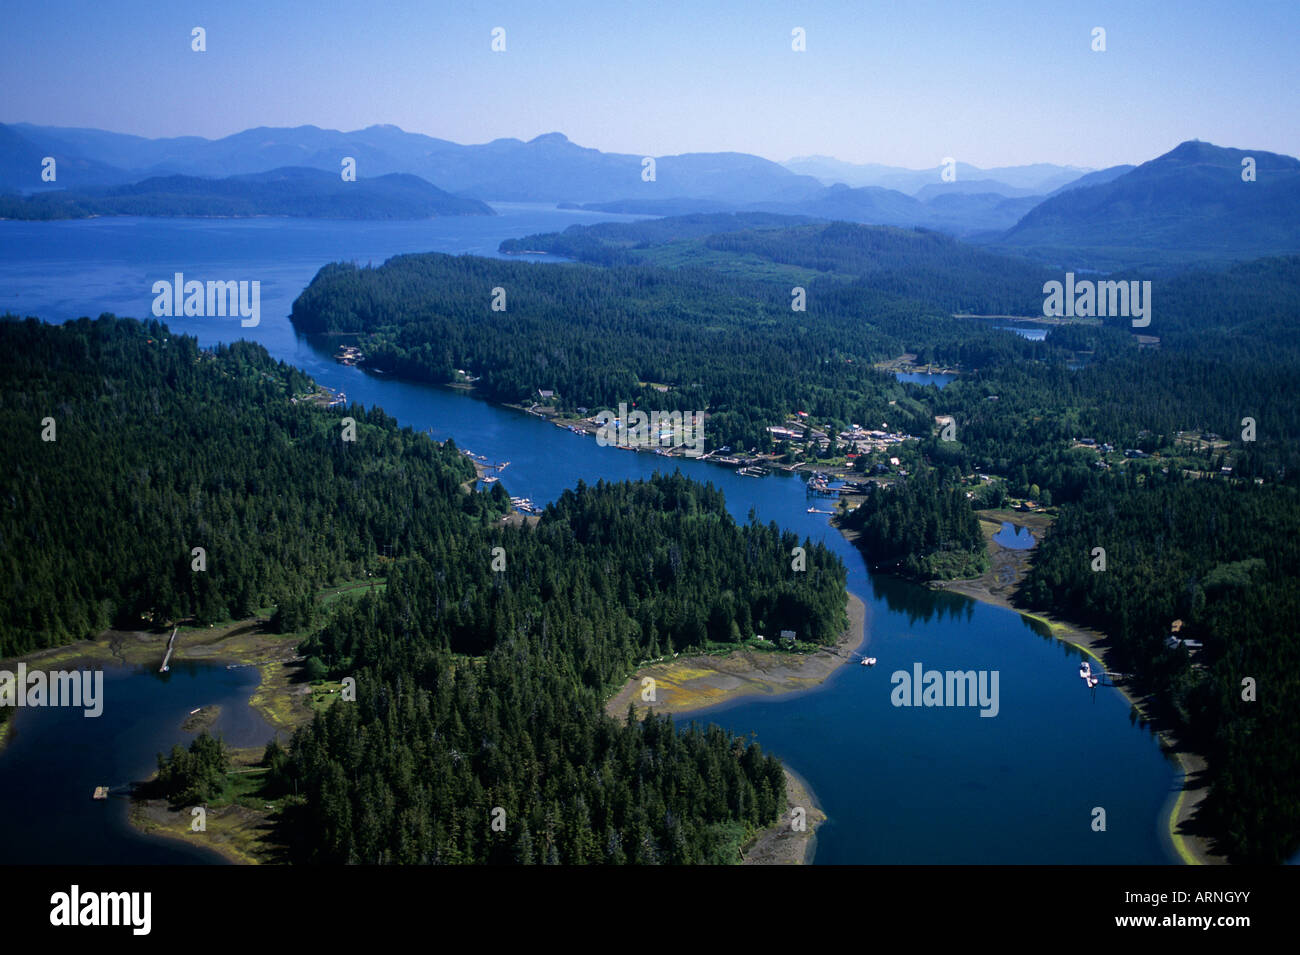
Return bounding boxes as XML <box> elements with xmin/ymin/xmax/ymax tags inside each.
<box><xmin>284</xmin><ymin>476</ymin><xmax>845</xmax><ymax>863</ymax></box>
<box><xmin>294</xmin><ymin>219</ymin><xmax>1300</xmax><ymax>489</ymax></box>
<box><xmin>4</xmin><ymin>317</ymin><xmax>847</xmax><ymax>862</ymax></box>
<box><xmin>292</xmin><ymin>215</ymin><xmax>1300</xmax><ymax>862</ymax></box>
<box><xmin>152</xmin><ymin>731</ymin><xmax>230</xmax><ymax>805</ymax></box>
<box><xmin>290</xmin><ymin>226</ymin><xmax>1054</xmax><ymax>451</ymax></box>
<box><xmin>0</xmin><ymin>315</ymin><xmax>487</xmax><ymax>656</ymax></box>
<box><xmin>840</xmin><ymin>467</ymin><xmax>987</xmax><ymax>580</ymax></box>
<box><xmin>1019</xmin><ymin>473</ymin><xmax>1300</xmax><ymax>862</ymax></box>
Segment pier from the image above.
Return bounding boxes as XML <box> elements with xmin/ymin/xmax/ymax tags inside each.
<box><xmin>159</xmin><ymin>626</ymin><xmax>178</xmax><ymax>673</ymax></box>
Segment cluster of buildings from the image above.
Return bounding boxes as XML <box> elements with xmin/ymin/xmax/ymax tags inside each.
<box><xmin>768</xmin><ymin>418</ymin><xmax>913</xmax><ymax>457</ymax></box>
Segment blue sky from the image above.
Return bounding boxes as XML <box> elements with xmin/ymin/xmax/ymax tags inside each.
<box><xmin>3</xmin><ymin>0</ymin><xmax>1297</xmax><ymax>169</ymax></box>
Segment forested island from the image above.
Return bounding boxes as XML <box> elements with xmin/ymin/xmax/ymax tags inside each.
<box><xmin>0</xmin><ymin>167</ymin><xmax>493</xmax><ymax>220</ymax></box>
<box><xmin>288</xmin><ymin>213</ymin><xmax>1300</xmax><ymax>862</ymax></box>
<box><xmin>1</xmin><ymin>315</ymin><xmax>847</xmax><ymax>863</ymax></box>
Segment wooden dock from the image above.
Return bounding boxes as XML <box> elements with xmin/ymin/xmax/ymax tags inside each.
<box><xmin>160</xmin><ymin>626</ymin><xmax>178</xmax><ymax>672</ymax></box>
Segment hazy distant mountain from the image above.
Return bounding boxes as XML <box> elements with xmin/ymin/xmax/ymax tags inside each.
<box><xmin>9</xmin><ymin>123</ymin><xmax>208</xmax><ymax>175</ymax></box>
<box><xmin>754</xmin><ymin>183</ymin><xmax>925</xmax><ymax>225</ymax></box>
<box><xmin>568</xmin><ymin>182</ymin><xmax>1045</xmax><ymax>236</ymax></box>
<box><xmin>11</xmin><ymin>124</ymin><xmax>1296</xmax><ymax>260</ymax></box>
<box><xmin>4</xmin><ymin>123</ymin><xmax>828</xmax><ymax>205</ymax></box>
<box><xmin>0</xmin><ymin>123</ymin><xmax>134</xmax><ymax>191</ymax></box>
<box><xmin>558</xmin><ymin>197</ymin><xmax>737</xmax><ymax>216</ymax></box>
<box><xmin>783</xmin><ymin>155</ymin><xmax>1091</xmax><ymax>196</ymax></box>
<box><xmin>918</xmin><ymin>192</ymin><xmax>1043</xmax><ymax>235</ymax></box>
<box><xmin>0</xmin><ymin>166</ymin><xmax>493</xmax><ymax>219</ymax></box>
<box><xmin>992</xmin><ymin>141</ymin><xmax>1300</xmax><ymax>268</ymax></box>
<box><xmin>914</xmin><ymin>180</ymin><xmax>1042</xmax><ymax>200</ymax></box>
<box><xmin>1045</xmin><ymin>164</ymin><xmax>1136</xmax><ymax>196</ymax></box>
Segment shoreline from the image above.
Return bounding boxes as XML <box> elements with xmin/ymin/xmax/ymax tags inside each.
<box><xmin>877</xmin><ymin>508</ymin><xmax>1223</xmax><ymax>866</ymax></box>
<box><xmin>605</xmin><ymin>592</ymin><xmax>864</xmax><ymax>865</ymax></box>
<box><xmin>0</xmin><ymin>616</ymin><xmax>320</xmax><ymax>861</ymax></box>
<box><xmin>933</xmin><ymin>576</ymin><xmax>1219</xmax><ymax>866</ymax></box>
<box><xmin>129</xmin><ymin>745</ymin><xmax>278</xmax><ymax>866</ymax></box>
<box><xmin>359</xmin><ymin>368</ymin><xmax>875</xmax><ymax>484</ymax></box>
<box><xmin>741</xmin><ymin>765</ymin><xmax>827</xmax><ymax>865</ymax></box>
<box><xmin>605</xmin><ymin>592</ymin><xmax>865</xmax><ymax>720</ymax></box>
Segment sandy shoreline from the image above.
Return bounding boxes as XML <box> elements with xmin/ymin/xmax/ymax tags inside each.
<box><xmin>605</xmin><ymin>592</ymin><xmax>863</xmax><ymax>864</ymax></box>
<box><xmin>605</xmin><ymin>592</ymin><xmax>865</xmax><ymax>720</ymax></box>
<box><xmin>129</xmin><ymin>745</ymin><xmax>276</xmax><ymax>865</ymax></box>
<box><xmin>921</xmin><ymin>509</ymin><xmax>1223</xmax><ymax>866</ymax></box>
<box><xmin>741</xmin><ymin>766</ymin><xmax>827</xmax><ymax>864</ymax></box>
<box><xmin>0</xmin><ymin>617</ymin><xmax>315</xmax><ymax>861</ymax></box>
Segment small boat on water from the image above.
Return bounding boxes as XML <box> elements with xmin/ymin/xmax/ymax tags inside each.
<box><xmin>860</xmin><ymin>657</ymin><xmax>877</xmax><ymax>667</ymax></box>
<box><xmin>482</xmin><ymin>475</ymin><xmax>498</xmax><ymax>484</ymax></box>
<box><xmin>92</xmin><ymin>786</ymin><xmax>109</xmax><ymax>800</ymax></box>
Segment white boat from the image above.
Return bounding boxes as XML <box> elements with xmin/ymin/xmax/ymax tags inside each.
<box><xmin>861</xmin><ymin>657</ymin><xmax>877</xmax><ymax>667</ymax></box>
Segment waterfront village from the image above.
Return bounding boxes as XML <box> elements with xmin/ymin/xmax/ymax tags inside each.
<box><xmin>327</xmin><ymin>357</ymin><xmax>1260</xmax><ymax>516</ymax></box>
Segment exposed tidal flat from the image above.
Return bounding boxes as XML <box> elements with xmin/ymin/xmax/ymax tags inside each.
<box><xmin>607</xmin><ymin>596</ymin><xmax>864</xmax><ymax>864</ymax></box>
<box><xmin>1</xmin><ymin>212</ymin><xmax>1180</xmax><ymax>865</ymax></box>
<box><xmin>606</xmin><ymin>594</ymin><xmax>866</xmax><ymax>719</ymax></box>
<box><xmin>0</xmin><ymin>615</ymin><xmax>325</xmax><ymax>864</ymax></box>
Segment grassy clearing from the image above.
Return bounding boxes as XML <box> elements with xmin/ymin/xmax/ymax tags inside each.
<box><xmin>131</xmin><ymin>746</ymin><xmax>289</xmax><ymax>865</ymax></box>
<box><xmin>317</xmin><ymin>578</ymin><xmax>386</xmax><ymax>610</ymax></box>
<box><xmin>307</xmin><ymin>679</ymin><xmax>346</xmax><ymax>713</ymax></box>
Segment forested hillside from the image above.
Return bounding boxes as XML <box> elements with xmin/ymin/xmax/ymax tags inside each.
<box><xmin>291</xmin><ymin>224</ymin><xmax>1053</xmax><ymax>450</ymax></box>
<box><xmin>294</xmin><ymin>214</ymin><xmax>1300</xmax><ymax>863</ymax></box>
<box><xmin>502</xmin><ymin>216</ymin><xmax>1054</xmax><ymax>310</ymax></box>
<box><xmin>1019</xmin><ymin>473</ymin><xmax>1300</xmax><ymax>862</ymax></box>
<box><xmin>296</xmin><ymin>218</ymin><xmax>1300</xmax><ymax>498</ymax></box>
<box><xmin>0</xmin><ymin>315</ymin><xmax>489</xmax><ymax>656</ymax></box>
<box><xmin>3</xmin><ymin>317</ymin><xmax>849</xmax><ymax>863</ymax></box>
<box><xmin>0</xmin><ymin>167</ymin><xmax>493</xmax><ymax>220</ymax></box>
<box><xmin>840</xmin><ymin>467</ymin><xmax>986</xmax><ymax>580</ymax></box>
<box><xmin>284</xmin><ymin>475</ymin><xmax>847</xmax><ymax>863</ymax></box>
<box><xmin>994</xmin><ymin>141</ymin><xmax>1300</xmax><ymax>269</ymax></box>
